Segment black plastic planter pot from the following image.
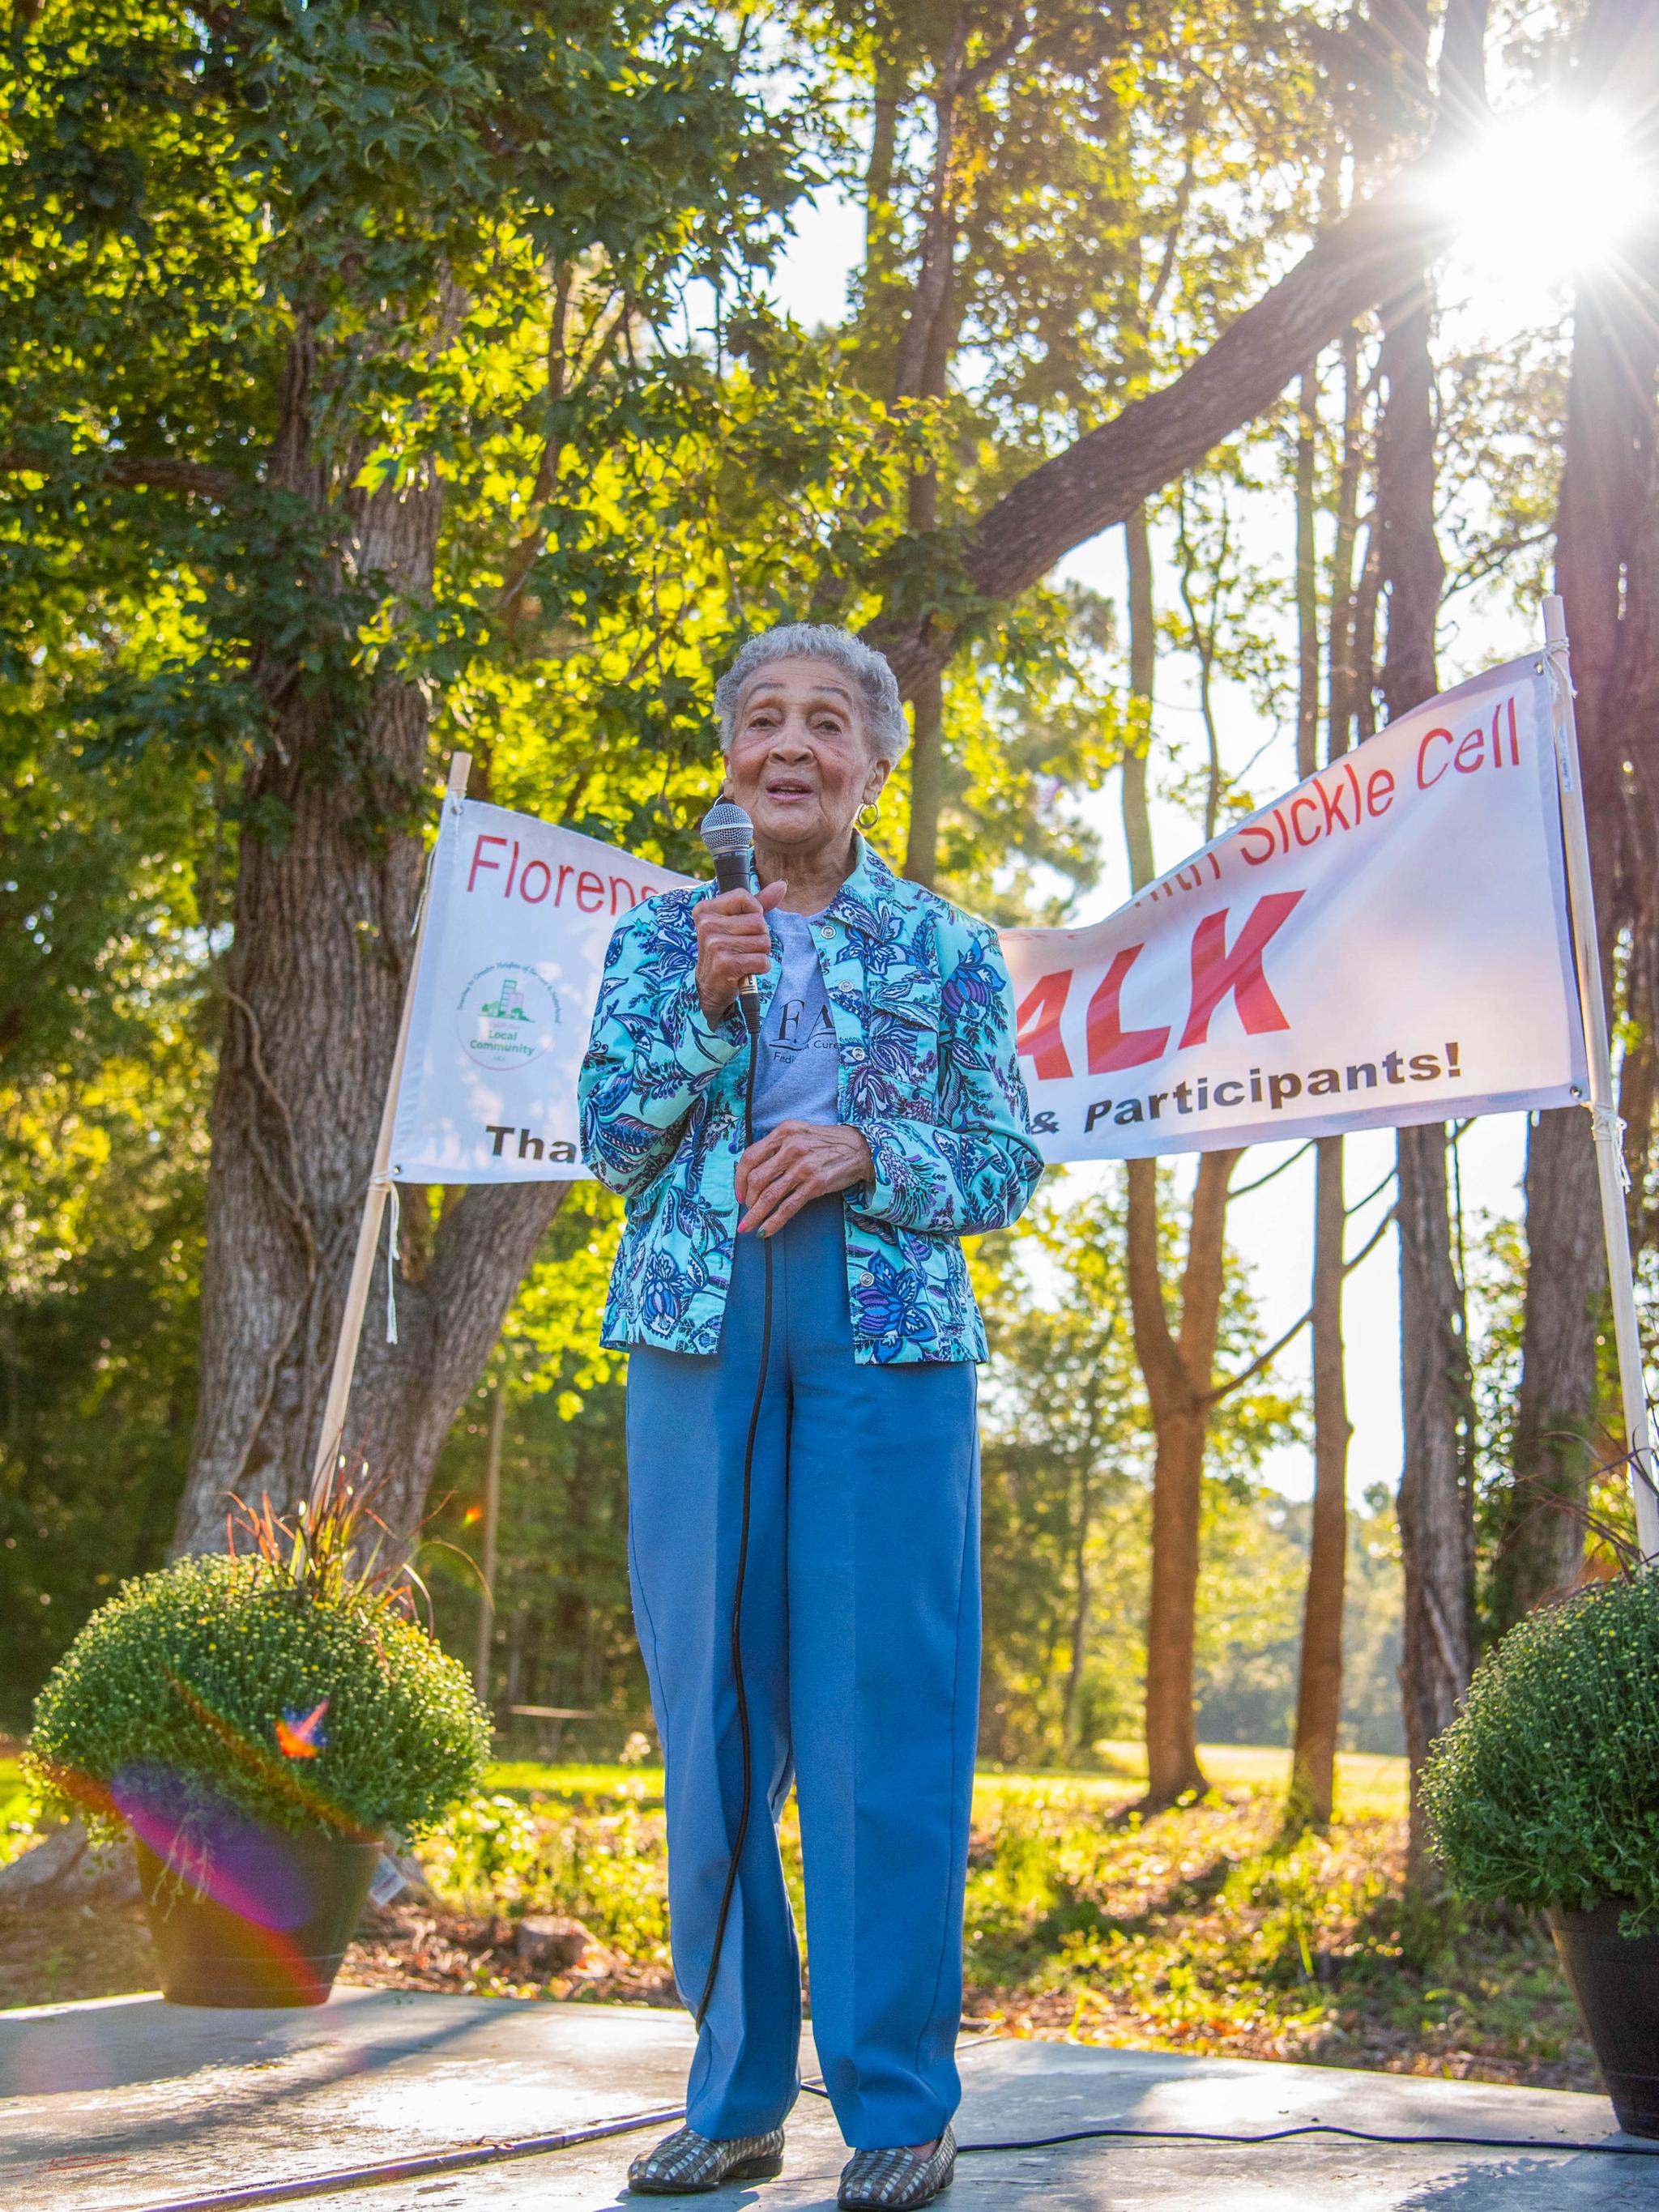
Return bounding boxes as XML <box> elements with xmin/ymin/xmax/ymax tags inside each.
<box><xmin>1550</xmin><ymin>1898</ymin><xmax>1659</xmax><ymax>2137</ymax></box>
<box><xmin>134</xmin><ymin>1812</ymin><xmax>380</xmax><ymax>2008</ymax></box>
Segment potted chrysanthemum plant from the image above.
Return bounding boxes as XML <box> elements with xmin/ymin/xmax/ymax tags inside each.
<box><xmin>1422</xmin><ymin>1566</ymin><xmax>1659</xmax><ymax>2136</ymax></box>
<box><xmin>25</xmin><ymin>1469</ymin><xmax>489</xmax><ymax>2008</ymax></box>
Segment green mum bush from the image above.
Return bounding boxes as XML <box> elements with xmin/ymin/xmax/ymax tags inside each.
<box><xmin>27</xmin><ymin>1552</ymin><xmax>490</xmax><ymax>1845</ymax></box>
<box><xmin>1423</xmin><ymin>1573</ymin><xmax>1659</xmax><ymax>1928</ymax></box>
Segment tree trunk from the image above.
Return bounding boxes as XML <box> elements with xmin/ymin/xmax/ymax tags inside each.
<box><xmin>1131</xmin><ymin>1149</ymin><xmax>1241</xmax><ymax>1808</ymax></box>
<box><xmin>1491</xmin><ymin>1110</ymin><xmax>1605</xmax><ymax>1626</ymax></box>
<box><xmin>1372</xmin><ymin>60</ymin><xmax>1478</xmax><ymax>1865</ymax></box>
<box><xmin>171</xmin><ymin>334</ymin><xmax>567</xmax><ymax>1552</ymax></box>
<box><xmin>862</xmin><ymin>48</ymin><xmax>906</xmax><ymax>357</ymax></box>
<box><xmin>1288</xmin><ymin>350</ymin><xmax>1354</xmax><ymax>1835</ymax></box>
<box><xmin>904</xmin><ymin>667</ymin><xmax>946</xmax><ymax>887</ymax></box>
<box><xmin>1120</xmin><ymin>505</ymin><xmax>1158</xmax><ymax>889</ymax></box>
<box><xmin>1116</xmin><ymin>502</ymin><xmax>1236</xmax><ymax>1805</ymax></box>
<box><xmin>1377</xmin><ymin>405</ymin><xmax>1477</xmax><ymax>1872</ymax></box>
<box><xmin>891</xmin><ymin>21</ymin><xmax>966</xmax><ymax>407</ymax></box>
<box><xmin>1061</xmin><ymin>1455</ymin><xmax>1094</xmax><ymax>1762</ymax></box>
<box><xmin>1327</xmin><ymin>330</ymin><xmax>1364</xmax><ymax>757</ymax></box>
<box><xmin>1289</xmin><ymin>1135</ymin><xmax>1351</xmax><ymax>1830</ymax></box>
<box><xmin>1395</xmin><ymin>1123</ymin><xmax>1475</xmax><ymax>1869</ymax></box>
<box><xmin>895</xmin><ymin>100</ymin><xmax>959</xmax><ymax>885</ymax></box>
<box><xmin>884</xmin><ymin>23</ymin><xmax>979</xmax><ymax>885</ymax></box>
<box><xmin>1294</xmin><ymin>363</ymin><xmax>1320</xmax><ymax>780</ymax></box>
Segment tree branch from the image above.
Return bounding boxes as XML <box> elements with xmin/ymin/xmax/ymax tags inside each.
<box><xmin>1230</xmin><ymin>1140</ymin><xmax>1315</xmax><ymax>1199</ymax></box>
<box><xmin>1205</xmin><ymin>1304</ymin><xmax>1310</xmax><ymax>1407</ymax></box>
<box><xmin>1124</xmin><ymin>1155</ymin><xmax>1187</xmax><ymax>1409</ymax></box>
<box><xmin>0</xmin><ymin>450</ymin><xmax>244</xmax><ymax>498</ymax></box>
<box><xmin>1203</xmin><ymin>1196</ymin><xmax>1401</xmax><ymax>1409</ymax></box>
<box><xmin>1346</xmin><ymin>1163</ymin><xmax>1398</xmax><ymax>1217</ymax></box>
<box><xmin>868</xmin><ymin>164</ymin><xmax>1457</xmax><ymax>691</ymax></box>
<box><xmin>1345</xmin><ymin>1203</ymin><xmax>1400</xmax><ymax>1276</ymax></box>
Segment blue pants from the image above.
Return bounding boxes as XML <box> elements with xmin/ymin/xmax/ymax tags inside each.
<box><xmin>625</xmin><ymin>1196</ymin><xmax>980</xmax><ymax>2150</ymax></box>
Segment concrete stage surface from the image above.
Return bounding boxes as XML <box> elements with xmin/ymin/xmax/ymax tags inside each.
<box><xmin>4</xmin><ymin>1988</ymin><xmax>1658</xmax><ymax>2210</ymax></box>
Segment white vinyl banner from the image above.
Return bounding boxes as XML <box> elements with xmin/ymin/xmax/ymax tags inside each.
<box><xmin>1002</xmin><ymin>652</ymin><xmax>1589</xmax><ymax>1161</ymax></box>
<box><xmin>389</xmin><ymin>799</ymin><xmax>690</xmax><ymax>1183</ymax></box>
<box><xmin>390</xmin><ymin>653</ymin><xmax>1587</xmax><ymax>1183</ymax></box>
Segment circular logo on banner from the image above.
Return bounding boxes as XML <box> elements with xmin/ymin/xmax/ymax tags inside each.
<box><xmin>456</xmin><ymin>963</ymin><xmax>560</xmax><ymax>1072</ymax></box>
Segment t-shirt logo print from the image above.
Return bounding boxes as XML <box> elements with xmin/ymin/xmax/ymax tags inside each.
<box><xmin>753</xmin><ymin>913</ymin><xmax>841</xmax><ymax>1136</ymax></box>
<box><xmin>772</xmin><ymin>995</ymin><xmax>835</xmax><ymax>1051</ymax></box>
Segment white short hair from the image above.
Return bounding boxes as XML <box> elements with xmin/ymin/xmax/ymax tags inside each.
<box><xmin>713</xmin><ymin>624</ymin><xmax>910</xmax><ymax>766</ymax></box>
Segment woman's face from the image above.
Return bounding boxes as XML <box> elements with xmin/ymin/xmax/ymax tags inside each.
<box><xmin>726</xmin><ymin>657</ymin><xmax>891</xmax><ymax>856</ymax></box>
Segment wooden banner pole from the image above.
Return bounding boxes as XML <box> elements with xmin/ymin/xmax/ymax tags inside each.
<box><xmin>308</xmin><ymin>750</ymin><xmax>472</xmax><ymax>1502</ymax></box>
<box><xmin>1542</xmin><ymin>596</ymin><xmax>1659</xmax><ymax>1558</ymax></box>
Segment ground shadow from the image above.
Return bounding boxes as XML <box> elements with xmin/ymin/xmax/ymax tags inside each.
<box><xmin>1397</xmin><ymin>2149</ymin><xmax>1659</xmax><ymax>2206</ymax></box>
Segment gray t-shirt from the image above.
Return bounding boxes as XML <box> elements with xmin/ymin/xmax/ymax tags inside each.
<box><xmin>752</xmin><ymin>909</ymin><xmax>840</xmax><ymax>1136</ymax></box>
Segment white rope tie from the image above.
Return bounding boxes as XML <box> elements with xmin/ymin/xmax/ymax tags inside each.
<box><xmin>1589</xmin><ymin>1102</ymin><xmax>1632</xmax><ymax>1191</ymax></box>
<box><xmin>380</xmin><ymin>1178</ymin><xmax>401</xmax><ymax>1343</ymax></box>
<box><xmin>1544</xmin><ymin>632</ymin><xmax>1578</xmax><ymax>791</ymax></box>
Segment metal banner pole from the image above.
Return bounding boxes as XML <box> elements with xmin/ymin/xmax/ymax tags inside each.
<box><xmin>1542</xmin><ymin>596</ymin><xmax>1659</xmax><ymax>1558</ymax></box>
<box><xmin>308</xmin><ymin>750</ymin><xmax>471</xmax><ymax>1501</ymax></box>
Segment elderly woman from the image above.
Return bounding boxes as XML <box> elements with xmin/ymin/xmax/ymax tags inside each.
<box><xmin>578</xmin><ymin>624</ymin><xmax>1042</xmax><ymax>2210</ymax></box>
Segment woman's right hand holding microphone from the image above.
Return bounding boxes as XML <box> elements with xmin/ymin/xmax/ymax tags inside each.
<box><xmin>695</xmin><ymin>880</ymin><xmax>787</xmax><ymax>1025</ymax></box>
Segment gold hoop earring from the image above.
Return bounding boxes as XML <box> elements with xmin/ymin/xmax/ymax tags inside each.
<box><xmin>856</xmin><ymin>798</ymin><xmax>881</xmax><ymax>830</ymax></box>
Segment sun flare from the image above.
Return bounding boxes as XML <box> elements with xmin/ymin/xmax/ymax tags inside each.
<box><xmin>1439</xmin><ymin>102</ymin><xmax>1652</xmax><ymax>308</ymax></box>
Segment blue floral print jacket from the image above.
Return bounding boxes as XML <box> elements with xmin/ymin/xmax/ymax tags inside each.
<box><xmin>578</xmin><ymin>837</ymin><xmax>1043</xmax><ymax>1364</ymax></box>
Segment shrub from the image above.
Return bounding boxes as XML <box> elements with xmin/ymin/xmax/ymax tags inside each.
<box><xmin>1422</xmin><ymin>1574</ymin><xmax>1659</xmax><ymax>1929</ymax></box>
<box><xmin>419</xmin><ymin>1792</ymin><xmax>674</xmax><ymax>1958</ymax></box>
<box><xmin>27</xmin><ymin>1549</ymin><xmax>490</xmax><ymax>1847</ymax></box>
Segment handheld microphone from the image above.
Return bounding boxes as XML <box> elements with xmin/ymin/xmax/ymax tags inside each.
<box><xmin>699</xmin><ymin>798</ymin><xmax>766</xmax><ymax>1035</ymax></box>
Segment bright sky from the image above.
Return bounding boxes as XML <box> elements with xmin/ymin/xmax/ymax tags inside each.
<box><xmin>755</xmin><ymin>102</ymin><xmax>1640</xmax><ymax>1502</ymax></box>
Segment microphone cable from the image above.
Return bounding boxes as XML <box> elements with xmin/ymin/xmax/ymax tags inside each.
<box><xmin>692</xmin><ymin>987</ymin><xmax>772</xmax><ymax>2032</ymax></box>
<box><xmin>113</xmin><ymin>2084</ymin><xmax>1659</xmax><ymax>2211</ymax></box>
<box><xmin>797</xmin><ymin>2079</ymin><xmax>1659</xmax><ymax>2159</ymax></box>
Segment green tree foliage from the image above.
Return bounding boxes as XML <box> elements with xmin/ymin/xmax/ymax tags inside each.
<box><xmin>0</xmin><ymin>0</ymin><xmax>820</xmax><ymax>845</ymax></box>
<box><xmin>0</xmin><ymin>729</ymin><xmax>217</xmax><ymax>1728</ymax></box>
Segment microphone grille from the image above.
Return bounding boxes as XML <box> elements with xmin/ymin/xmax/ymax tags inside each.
<box><xmin>700</xmin><ymin>798</ymin><xmax>754</xmax><ymax>860</ymax></box>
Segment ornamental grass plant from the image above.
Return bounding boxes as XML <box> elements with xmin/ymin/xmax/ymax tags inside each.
<box><xmin>1422</xmin><ymin>1571</ymin><xmax>1659</xmax><ymax>1929</ymax></box>
<box><xmin>26</xmin><ymin>1473</ymin><xmax>490</xmax><ymax>1854</ymax></box>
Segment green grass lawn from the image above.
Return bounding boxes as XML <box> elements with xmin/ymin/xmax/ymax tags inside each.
<box><xmin>481</xmin><ymin>1746</ymin><xmax>1410</xmax><ymax>1819</ymax></box>
<box><xmin>437</xmin><ymin>1748</ymin><xmax>1578</xmax><ymax>2089</ymax></box>
<box><xmin>2</xmin><ymin>1745</ymin><xmax>1580</xmax><ymax>2091</ymax></box>
<box><xmin>0</xmin><ymin>1745</ymin><xmax>1408</xmax><ymax>1834</ymax></box>
<box><xmin>0</xmin><ymin>1758</ymin><xmax>35</xmax><ymax>1860</ymax></box>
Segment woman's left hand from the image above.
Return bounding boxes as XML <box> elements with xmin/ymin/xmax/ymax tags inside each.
<box><xmin>736</xmin><ymin>1120</ymin><xmax>874</xmax><ymax>1237</ymax></box>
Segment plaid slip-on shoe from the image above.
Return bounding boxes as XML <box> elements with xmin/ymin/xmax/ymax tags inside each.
<box><xmin>626</xmin><ymin>2123</ymin><xmax>787</xmax><ymax>2194</ymax></box>
<box><xmin>837</xmin><ymin>2126</ymin><xmax>957</xmax><ymax>2209</ymax></box>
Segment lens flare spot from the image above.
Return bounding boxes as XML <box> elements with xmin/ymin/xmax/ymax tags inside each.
<box><xmin>275</xmin><ymin>1698</ymin><xmax>330</xmax><ymax>1760</ymax></box>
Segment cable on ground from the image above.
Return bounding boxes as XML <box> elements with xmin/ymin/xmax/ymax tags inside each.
<box><xmin>798</xmin><ymin>2078</ymin><xmax>1659</xmax><ymax>2159</ymax></box>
